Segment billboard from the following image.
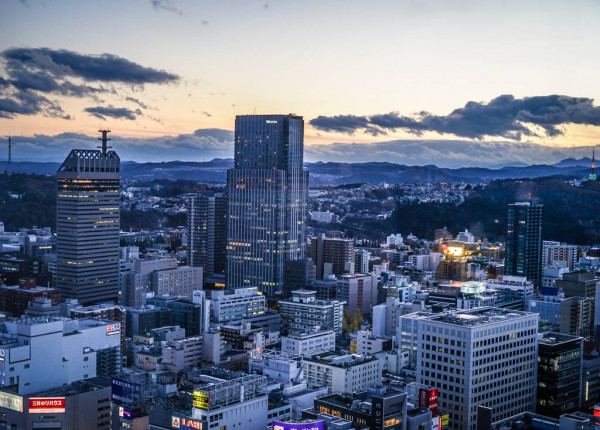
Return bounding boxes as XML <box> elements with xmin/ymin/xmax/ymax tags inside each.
<box><xmin>172</xmin><ymin>416</ymin><xmax>203</xmax><ymax>429</ymax></box>
<box><xmin>273</xmin><ymin>421</ymin><xmax>325</xmax><ymax>430</ymax></box>
<box><xmin>29</xmin><ymin>397</ymin><xmax>66</xmax><ymax>413</ymax></box>
<box><xmin>0</xmin><ymin>391</ymin><xmax>23</xmax><ymax>412</ymax></box>
<box><xmin>193</xmin><ymin>390</ymin><xmax>209</xmax><ymax>410</ymax></box>
<box><xmin>111</xmin><ymin>377</ymin><xmax>141</xmax><ymax>406</ymax></box>
<box><xmin>106</xmin><ymin>323</ymin><xmax>121</xmax><ymax>336</ymax></box>
<box><xmin>418</xmin><ymin>388</ymin><xmax>439</xmax><ymax>416</ymax></box>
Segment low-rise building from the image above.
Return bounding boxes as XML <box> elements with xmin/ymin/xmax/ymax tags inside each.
<box><xmin>304</xmin><ymin>352</ymin><xmax>382</xmax><ymax>394</ymax></box>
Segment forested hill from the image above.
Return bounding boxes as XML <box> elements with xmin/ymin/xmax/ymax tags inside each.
<box><xmin>389</xmin><ymin>178</ymin><xmax>600</xmax><ymax>244</ymax></box>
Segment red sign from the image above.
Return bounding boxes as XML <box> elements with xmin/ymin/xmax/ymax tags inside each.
<box><xmin>29</xmin><ymin>397</ymin><xmax>66</xmax><ymax>413</ymax></box>
<box><xmin>418</xmin><ymin>388</ymin><xmax>438</xmax><ymax>417</ymax></box>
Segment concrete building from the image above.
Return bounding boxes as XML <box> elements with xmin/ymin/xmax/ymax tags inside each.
<box><xmin>280</xmin><ymin>290</ymin><xmax>345</xmax><ymax>336</ymax></box>
<box><xmin>0</xmin><ymin>316</ymin><xmax>121</xmax><ymax>395</ymax></box>
<box><xmin>147</xmin><ymin>295</ymin><xmax>208</xmax><ymax>337</ymax></box>
<box><xmin>187</xmin><ymin>194</ymin><xmax>227</xmax><ymax>276</ymax></box>
<box><xmin>542</xmin><ymin>241</ymin><xmax>578</xmax><ymax>270</ymax></box>
<box><xmin>56</xmin><ymin>131</ymin><xmax>120</xmax><ymax>305</ymax></box>
<box><xmin>121</xmin><ymin>257</ymin><xmax>178</xmax><ymax>307</ymax></box>
<box><xmin>303</xmin><ymin>388</ymin><xmax>408</xmax><ymax>430</ymax></box>
<box><xmin>355</xmin><ymin>249</ymin><xmax>370</xmax><ymax>274</ymax></box>
<box><xmin>151</xmin><ymin>265</ymin><xmax>202</xmax><ymax>297</ymax></box>
<box><xmin>557</xmin><ymin>271</ymin><xmax>600</xmax><ymax>299</ymax></box>
<box><xmin>336</xmin><ymin>273</ymin><xmax>376</xmax><ymax>315</ymax></box>
<box><xmin>308</xmin><ymin>234</ymin><xmax>355</xmax><ymax>279</ymax></box>
<box><xmin>162</xmin><ymin>337</ymin><xmax>203</xmax><ymax>373</ymax></box>
<box><xmin>0</xmin><ymin>278</ymin><xmax>61</xmax><ymax>317</ymax></box>
<box><xmin>485</xmin><ymin>276</ymin><xmax>534</xmax><ymax>310</ymax></box>
<box><xmin>304</xmin><ymin>352</ymin><xmax>382</xmax><ymax>394</ymax></box>
<box><xmin>281</xmin><ymin>330</ymin><xmax>335</xmax><ymax>356</ymax></box>
<box><xmin>528</xmin><ymin>294</ymin><xmax>562</xmax><ymax>326</ymax></box>
<box><xmin>189</xmin><ymin>374</ymin><xmax>268</xmax><ymax>430</ymax></box>
<box><xmin>226</xmin><ymin>115</ymin><xmax>308</xmax><ymax>298</ymax></box>
<box><xmin>537</xmin><ymin>332</ymin><xmax>583</xmax><ymax>417</ymax></box>
<box><xmin>416</xmin><ymin>308</ymin><xmax>539</xmax><ymax>429</ymax></box>
<box><xmin>0</xmin><ymin>376</ymin><xmax>112</xmax><ymax>430</ymax></box>
<box><xmin>208</xmin><ymin>287</ymin><xmax>266</xmax><ymax>323</ymax></box>
<box><xmin>356</xmin><ymin>329</ymin><xmax>392</xmax><ymax>355</ymax></box>
<box><xmin>249</xmin><ymin>351</ymin><xmax>304</xmax><ymax>384</ymax></box>
<box><xmin>560</xmin><ymin>296</ymin><xmax>593</xmax><ymax>337</ymax></box>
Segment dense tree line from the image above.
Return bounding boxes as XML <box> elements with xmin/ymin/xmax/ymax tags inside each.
<box><xmin>388</xmin><ymin>178</ymin><xmax>599</xmax><ymax>244</ymax></box>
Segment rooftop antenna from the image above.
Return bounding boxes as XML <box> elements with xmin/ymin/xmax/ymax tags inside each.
<box><xmin>590</xmin><ymin>147</ymin><xmax>597</xmax><ymax>181</ymax></box>
<box><xmin>7</xmin><ymin>134</ymin><xmax>11</xmax><ymax>166</ymax></box>
<box><xmin>98</xmin><ymin>129</ymin><xmax>112</xmax><ymax>155</ymax></box>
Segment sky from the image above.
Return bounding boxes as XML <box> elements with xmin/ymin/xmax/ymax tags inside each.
<box><xmin>1</xmin><ymin>0</ymin><xmax>600</xmax><ymax>167</ymax></box>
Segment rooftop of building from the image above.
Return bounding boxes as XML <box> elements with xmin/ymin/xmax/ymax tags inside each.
<box><xmin>539</xmin><ymin>332</ymin><xmax>583</xmax><ymax>346</ymax></box>
<box><xmin>426</xmin><ymin>307</ymin><xmax>535</xmax><ymax>327</ymax></box>
<box><xmin>305</xmin><ymin>352</ymin><xmax>378</xmax><ymax>367</ymax></box>
<box><xmin>0</xmin><ymin>284</ymin><xmax>57</xmax><ymax>294</ymax></box>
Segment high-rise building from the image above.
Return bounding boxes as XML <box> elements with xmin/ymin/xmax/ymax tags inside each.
<box><xmin>537</xmin><ymin>332</ymin><xmax>583</xmax><ymax>417</ymax></box>
<box><xmin>416</xmin><ymin>308</ymin><xmax>538</xmax><ymax>429</ymax></box>
<box><xmin>226</xmin><ymin>114</ymin><xmax>308</xmax><ymax>297</ymax></box>
<box><xmin>308</xmin><ymin>234</ymin><xmax>355</xmax><ymax>279</ymax></box>
<box><xmin>542</xmin><ymin>241</ymin><xmax>578</xmax><ymax>270</ymax></box>
<box><xmin>505</xmin><ymin>202</ymin><xmax>543</xmax><ymax>288</ymax></box>
<box><xmin>187</xmin><ymin>194</ymin><xmax>227</xmax><ymax>276</ymax></box>
<box><xmin>56</xmin><ymin>130</ymin><xmax>120</xmax><ymax>305</ymax></box>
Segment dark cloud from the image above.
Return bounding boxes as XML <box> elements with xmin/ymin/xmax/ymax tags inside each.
<box><xmin>125</xmin><ymin>97</ymin><xmax>149</xmax><ymax>109</ymax></box>
<box><xmin>310</xmin><ymin>95</ymin><xmax>600</xmax><ymax>140</ymax></box>
<box><xmin>0</xmin><ymin>47</ymin><xmax>179</xmax><ymax>119</ymax></box>
<box><xmin>2</xmin><ymin>47</ymin><xmax>179</xmax><ymax>84</ymax></box>
<box><xmin>151</xmin><ymin>0</ymin><xmax>183</xmax><ymax>14</ymax></box>
<box><xmin>0</xmin><ymin>90</ymin><xmax>71</xmax><ymax>120</ymax></box>
<box><xmin>84</xmin><ymin>106</ymin><xmax>141</xmax><ymax>121</ymax></box>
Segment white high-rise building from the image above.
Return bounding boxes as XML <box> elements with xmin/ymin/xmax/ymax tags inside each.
<box><xmin>416</xmin><ymin>308</ymin><xmax>538</xmax><ymax>429</ymax></box>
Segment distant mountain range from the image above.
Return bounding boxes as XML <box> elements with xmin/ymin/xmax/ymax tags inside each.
<box><xmin>0</xmin><ymin>157</ymin><xmax>593</xmax><ymax>185</ymax></box>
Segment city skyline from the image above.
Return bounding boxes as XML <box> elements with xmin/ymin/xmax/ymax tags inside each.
<box><xmin>1</xmin><ymin>0</ymin><xmax>600</xmax><ymax>167</ymax></box>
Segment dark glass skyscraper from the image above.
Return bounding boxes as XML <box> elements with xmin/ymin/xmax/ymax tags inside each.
<box><xmin>187</xmin><ymin>194</ymin><xmax>228</xmax><ymax>276</ymax></box>
<box><xmin>505</xmin><ymin>201</ymin><xmax>543</xmax><ymax>287</ymax></box>
<box><xmin>56</xmin><ymin>130</ymin><xmax>121</xmax><ymax>305</ymax></box>
<box><xmin>226</xmin><ymin>114</ymin><xmax>308</xmax><ymax>297</ymax></box>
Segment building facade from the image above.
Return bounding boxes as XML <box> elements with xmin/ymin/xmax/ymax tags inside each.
<box><xmin>56</xmin><ymin>131</ymin><xmax>120</xmax><ymax>305</ymax></box>
<box><xmin>416</xmin><ymin>308</ymin><xmax>538</xmax><ymax>430</ymax></box>
<box><xmin>505</xmin><ymin>202</ymin><xmax>543</xmax><ymax>288</ymax></box>
<box><xmin>280</xmin><ymin>290</ymin><xmax>345</xmax><ymax>336</ymax></box>
<box><xmin>226</xmin><ymin>114</ymin><xmax>308</xmax><ymax>297</ymax></box>
<box><xmin>187</xmin><ymin>194</ymin><xmax>227</xmax><ymax>276</ymax></box>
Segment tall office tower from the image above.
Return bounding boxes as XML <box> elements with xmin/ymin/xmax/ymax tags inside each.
<box><xmin>56</xmin><ymin>130</ymin><xmax>120</xmax><ymax>305</ymax></box>
<box><xmin>505</xmin><ymin>202</ymin><xmax>543</xmax><ymax>288</ymax></box>
<box><xmin>416</xmin><ymin>308</ymin><xmax>539</xmax><ymax>429</ymax></box>
<box><xmin>308</xmin><ymin>233</ymin><xmax>355</xmax><ymax>279</ymax></box>
<box><xmin>187</xmin><ymin>194</ymin><xmax>228</xmax><ymax>276</ymax></box>
<box><xmin>227</xmin><ymin>114</ymin><xmax>308</xmax><ymax>297</ymax></box>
